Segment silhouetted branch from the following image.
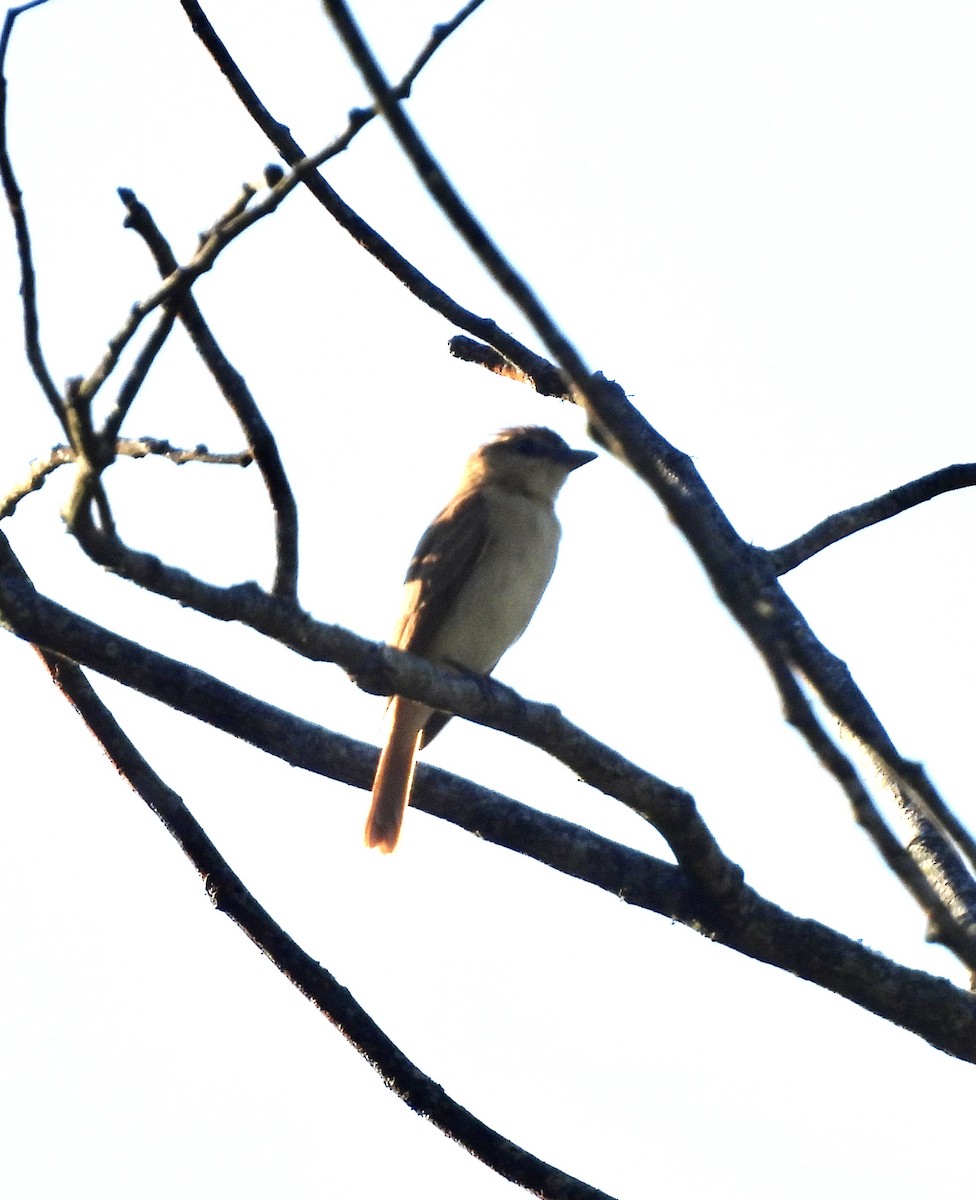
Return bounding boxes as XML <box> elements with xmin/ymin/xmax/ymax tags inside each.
<box><xmin>789</xmin><ymin>629</ymin><xmax>976</xmax><ymax>880</ymax></box>
<box><xmin>73</xmin><ymin>136</ymin><xmax>379</xmax><ymax>425</ymax></box>
<box><xmin>0</xmin><ymin>437</ymin><xmax>251</xmax><ymax>519</ymax></box>
<box><xmin>180</xmin><ymin>0</ymin><xmax>578</xmax><ymax>399</ymax></box>
<box><xmin>102</xmin><ymin>308</ymin><xmax>179</xmax><ymax>444</ymax></box>
<box><xmin>2</xmin><ymin>531</ymin><xmax>975</xmax><ymax>1062</ymax></box>
<box><xmin>0</xmin><ymin>514</ymin><xmax>741</xmax><ymax>900</ymax></box>
<box><xmin>0</xmin><ymin>0</ymin><xmax>65</xmax><ymax>426</ymax></box>
<box><xmin>62</xmin><ymin>377</ymin><xmax>116</xmax><ymax>536</ymax></box>
<box><xmin>769</xmin><ymin>463</ymin><xmax>976</xmax><ymax>574</ymax></box>
<box><xmin>322</xmin><ymin>0</ymin><xmax>593</xmax><ymax>395</ymax></box>
<box><xmin>117</xmin><ymin>188</ymin><xmax>300</xmax><ymax>599</ymax></box>
<box><xmin>27</xmin><ymin>635</ymin><xmax>610</xmax><ymax>1200</ymax></box>
<box><xmin>6</xmin><ymin>4</ymin><xmax>975</xmax><ymax>1193</ymax></box>
<box><xmin>772</xmin><ymin>655</ymin><xmax>976</xmax><ymax>964</ymax></box>
<box><xmin>449</xmin><ymin>335</ymin><xmax>568</xmax><ymax>397</ymax></box>
<box><xmin>400</xmin><ymin>1</ymin><xmax>486</xmax><ymax>86</ymax></box>
<box><xmin>315</xmin><ymin>0</ymin><xmax>976</xmax><ymax>971</ymax></box>
<box><xmin>447</xmin><ymin>343</ymin><xmax>976</xmax><ymax>924</ymax></box>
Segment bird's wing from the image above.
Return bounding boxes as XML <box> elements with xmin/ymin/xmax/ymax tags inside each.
<box><xmin>392</xmin><ymin>486</ymin><xmax>492</xmax><ymax>657</ymax></box>
<box><xmin>392</xmin><ymin>487</ymin><xmax>493</xmax><ymax>748</ymax></box>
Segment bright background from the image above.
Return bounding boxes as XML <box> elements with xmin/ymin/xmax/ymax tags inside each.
<box><xmin>2</xmin><ymin>2</ymin><xmax>975</xmax><ymax>1197</ymax></box>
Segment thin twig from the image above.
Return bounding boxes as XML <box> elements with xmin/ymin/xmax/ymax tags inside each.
<box><xmin>1</xmin><ymin>444</ymin><xmax>72</xmax><ymax>517</ymax></box>
<box><xmin>769</xmin><ymin>463</ymin><xmax>976</xmax><ymax>574</ymax></box>
<box><xmin>75</xmin><ymin>155</ymin><xmax>332</xmax><ymax>415</ymax></box>
<box><xmin>115</xmin><ymin>437</ymin><xmax>251</xmax><ymax>468</ymax></box>
<box><xmin>102</xmin><ymin>306</ymin><xmax>180</xmax><ymax>444</ymax></box>
<box><xmin>322</xmin><ymin>0</ymin><xmax>593</xmax><ymax>396</ymax></box>
<box><xmin>0</xmin><ymin>438</ymin><xmax>251</xmax><ymax>520</ymax></box>
<box><xmin>394</xmin><ymin>0</ymin><xmax>486</xmax><ymax>99</ymax></box>
<box><xmin>117</xmin><ymin>189</ymin><xmax>300</xmax><ymax>600</ymax></box>
<box><xmin>180</xmin><ymin>0</ymin><xmax>575</xmax><ymax>395</ymax></box>
<box><xmin>0</xmin><ymin>0</ymin><xmax>65</xmax><ymax>426</ymax></box>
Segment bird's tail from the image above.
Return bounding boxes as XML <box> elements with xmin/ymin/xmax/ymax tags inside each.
<box><xmin>365</xmin><ymin>697</ymin><xmax>428</xmax><ymax>853</ymax></box>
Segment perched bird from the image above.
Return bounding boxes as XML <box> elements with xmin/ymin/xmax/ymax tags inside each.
<box><xmin>366</xmin><ymin>425</ymin><xmax>597</xmax><ymax>852</ymax></box>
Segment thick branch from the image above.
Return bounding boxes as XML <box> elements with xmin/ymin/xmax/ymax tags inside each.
<box><xmin>0</xmin><ymin>525</ymin><xmax>740</xmax><ymax>900</ymax></box>
<box><xmin>176</xmin><ymin>0</ymin><xmax>976</xmax><ymax>914</ymax></box>
<box><xmin>313</xmin><ymin>1</ymin><xmax>976</xmax><ymax>969</ymax></box>
<box><xmin>2</xmin><ymin>542</ymin><xmax>974</xmax><ymax>1060</ymax></box>
<box><xmin>577</xmin><ymin>376</ymin><xmax>976</xmax><ymax>970</ymax></box>
<box><xmin>35</xmin><ymin>650</ymin><xmax>610</xmax><ymax>1200</ymax></box>
<box><xmin>47</xmin><ymin>419</ymin><xmax>976</xmax><ymax>946</ymax></box>
<box><xmin>449</xmin><ymin>352</ymin><xmax>976</xmax><ymax>918</ymax></box>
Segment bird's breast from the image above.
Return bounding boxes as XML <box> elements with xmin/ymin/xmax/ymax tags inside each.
<box><xmin>427</xmin><ymin>491</ymin><xmax>560</xmax><ymax>674</ymax></box>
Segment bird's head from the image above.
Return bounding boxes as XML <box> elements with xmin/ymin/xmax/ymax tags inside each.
<box><xmin>466</xmin><ymin>426</ymin><xmax>597</xmax><ymax>500</ymax></box>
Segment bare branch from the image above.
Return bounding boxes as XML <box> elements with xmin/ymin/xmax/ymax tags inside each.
<box><xmin>450</xmin><ymin>347</ymin><xmax>976</xmax><ymax>940</ymax></box>
<box><xmin>593</xmin><ymin>359</ymin><xmax>976</xmax><ymax>966</ymax></box>
<box><xmin>102</xmin><ymin>306</ymin><xmax>180</xmax><ymax>444</ymax></box>
<box><xmin>7</xmin><ymin>497</ymin><xmax>743</xmax><ymax>899</ymax></box>
<box><xmin>76</xmin><ymin>185</ymin><xmax>254</xmax><ymax>407</ymax></box>
<box><xmin>2</xmin><ymin>536</ymin><xmax>975</xmax><ymax>1062</ymax></box>
<box><xmin>312</xmin><ymin>0</ymin><xmax>976</xmax><ymax>968</ymax></box>
<box><xmin>183</xmin><ymin>0</ymin><xmax>485</xmax><ymax>168</ymax></box>
<box><xmin>394</xmin><ymin>0</ymin><xmax>486</xmax><ymax>100</ymax></box>
<box><xmin>0</xmin><ymin>443</ymin><xmax>72</xmax><ymax>517</ymax></box>
<box><xmin>28</xmin><ymin>651</ymin><xmax>610</xmax><ymax>1200</ymax></box>
<box><xmin>772</xmin><ymin>656</ymin><xmax>976</xmax><ymax>966</ymax></box>
<box><xmin>62</xmin><ymin>376</ymin><xmax>116</xmax><ymax>536</ymax></box>
<box><xmin>449</xmin><ymin>334</ymin><xmax>569</xmax><ymax>397</ymax></box>
<box><xmin>180</xmin><ymin>0</ymin><xmax>578</xmax><ymax>398</ymax></box>
<box><xmin>321</xmin><ymin>0</ymin><xmax>594</xmax><ymax>396</ymax></box>
<box><xmin>75</xmin><ymin>151</ymin><xmax>354</xmax><ymax>418</ymax></box>
<box><xmin>117</xmin><ymin>189</ymin><xmax>300</xmax><ymax>600</ymax></box>
<box><xmin>789</xmin><ymin>630</ymin><xmax>976</xmax><ymax>880</ymax></box>
<box><xmin>0</xmin><ymin>0</ymin><xmax>66</xmax><ymax>426</ymax></box>
<box><xmin>0</xmin><ymin>437</ymin><xmax>250</xmax><ymax>520</ymax></box>
<box><xmin>770</xmin><ymin>463</ymin><xmax>976</xmax><ymax>574</ymax></box>
<box><xmin>8</xmin><ymin>4</ymin><xmax>975</xmax><ymax>1188</ymax></box>
<box><xmin>9</xmin><ymin>456</ymin><xmax>976</xmax><ymax>957</ymax></box>
<box><xmin>115</xmin><ymin>437</ymin><xmax>251</xmax><ymax>468</ymax></box>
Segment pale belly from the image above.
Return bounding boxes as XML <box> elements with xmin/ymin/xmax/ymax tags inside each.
<box><xmin>428</xmin><ymin>498</ymin><xmax>559</xmax><ymax>674</ymax></box>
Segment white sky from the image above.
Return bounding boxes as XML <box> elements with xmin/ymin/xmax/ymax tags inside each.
<box><xmin>2</xmin><ymin>2</ymin><xmax>975</xmax><ymax>1197</ymax></box>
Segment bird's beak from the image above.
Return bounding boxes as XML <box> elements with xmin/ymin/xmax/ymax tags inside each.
<box><xmin>565</xmin><ymin>447</ymin><xmax>598</xmax><ymax>470</ymax></box>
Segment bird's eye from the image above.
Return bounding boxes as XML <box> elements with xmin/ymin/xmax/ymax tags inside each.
<box><xmin>514</xmin><ymin>436</ymin><xmax>545</xmax><ymax>457</ymax></box>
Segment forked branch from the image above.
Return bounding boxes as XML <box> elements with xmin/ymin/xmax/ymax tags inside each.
<box><xmin>1</xmin><ymin>530</ymin><xmax>975</xmax><ymax>1064</ymax></box>
<box><xmin>25</xmin><ymin>620</ymin><xmax>611</xmax><ymax>1200</ymax></box>
<box><xmin>316</xmin><ymin>0</ymin><xmax>976</xmax><ymax>970</ymax></box>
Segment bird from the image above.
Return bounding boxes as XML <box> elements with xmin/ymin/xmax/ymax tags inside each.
<box><xmin>365</xmin><ymin>425</ymin><xmax>597</xmax><ymax>852</ymax></box>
